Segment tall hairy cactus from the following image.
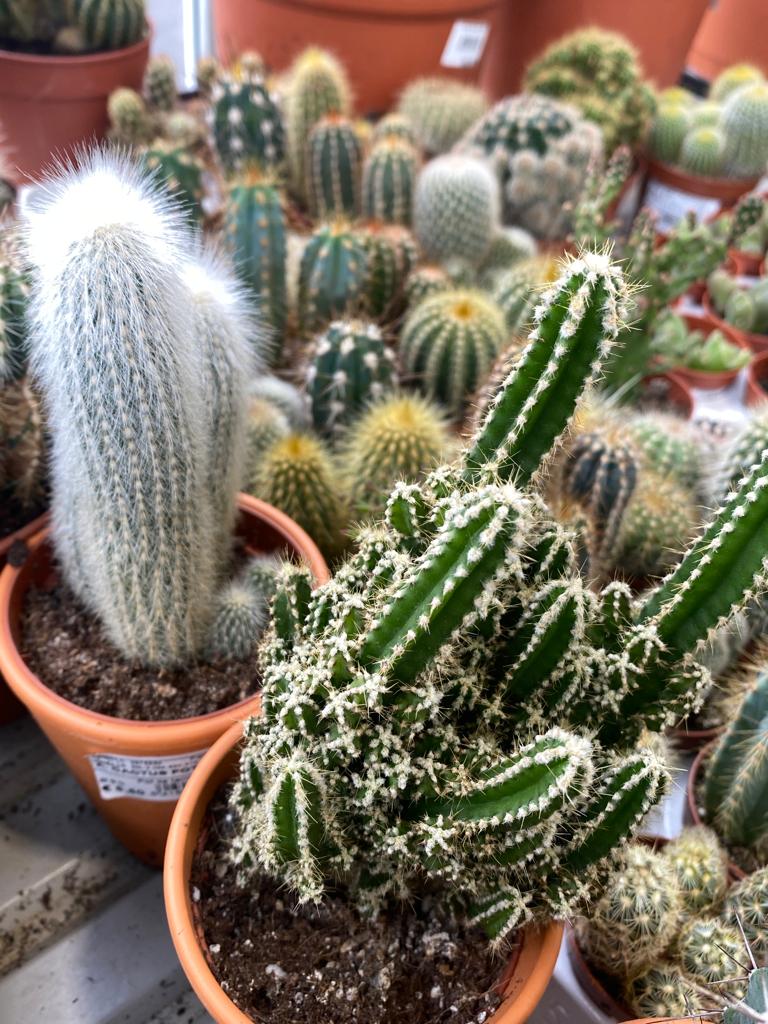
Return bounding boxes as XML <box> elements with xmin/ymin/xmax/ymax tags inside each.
<box><xmin>306</xmin><ymin>115</ymin><xmax>362</xmax><ymax>220</ymax></box>
<box><xmin>24</xmin><ymin>150</ymin><xmax>250</xmax><ymax>666</ymax></box>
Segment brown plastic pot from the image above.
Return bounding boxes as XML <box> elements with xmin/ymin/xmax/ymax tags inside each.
<box><xmin>0</xmin><ymin>29</ymin><xmax>150</xmax><ymax>184</ymax></box>
<box><xmin>728</xmin><ymin>248</ymin><xmax>765</xmax><ymax>278</ymax></box>
<box><xmin>165</xmin><ymin>721</ymin><xmax>564</xmax><ymax>1024</ymax></box>
<box><xmin>687</xmin><ymin>742</ymin><xmax>746</xmax><ymax>882</ymax></box>
<box><xmin>212</xmin><ymin>0</ymin><xmax>501</xmax><ymax>115</ymax></box>
<box><xmin>746</xmin><ymin>351</ymin><xmax>768</xmax><ymax>406</ymax></box>
<box><xmin>566</xmin><ymin>929</ymin><xmax>634</xmax><ymax>1021</ymax></box>
<box><xmin>687</xmin><ymin>0</ymin><xmax>768</xmax><ymax>83</ymax></box>
<box><xmin>640</xmin><ymin>373</ymin><xmax>695</xmax><ymax>419</ymax></box>
<box><xmin>702</xmin><ymin>289</ymin><xmax>768</xmax><ymax>356</ymax></box>
<box><xmin>622</xmin><ymin>1019</ymin><xmax>693</xmax><ymax>1023</ymax></box>
<box><xmin>0</xmin><ymin>495</ymin><xmax>329</xmax><ymax>867</ymax></box>
<box><xmin>482</xmin><ymin>0</ymin><xmax>710</xmax><ymax>99</ymax></box>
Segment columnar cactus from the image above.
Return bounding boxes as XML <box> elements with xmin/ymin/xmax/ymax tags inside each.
<box><xmin>663</xmin><ymin>827</ymin><xmax>729</xmax><ymax>913</ymax></box>
<box><xmin>400</xmin><ymin>288</ymin><xmax>507</xmax><ymax>420</ymax></box>
<box><xmin>306</xmin><ymin>115</ymin><xmax>363</xmax><ymax>220</ymax></box>
<box><xmin>722</xmin><ymin>83</ymin><xmax>768</xmax><ymax>178</ymax></box>
<box><xmin>297</xmin><ymin>222</ymin><xmax>368</xmax><ymax>335</ymax></box>
<box><xmin>361</xmin><ymin>138</ymin><xmax>419</xmax><ymax>226</ymax></box>
<box><xmin>24</xmin><ymin>150</ymin><xmax>250</xmax><ymax>666</ymax></box>
<box><xmin>413</xmin><ymin>154</ymin><xmax>499</xmax><ymax>271</ymax></box>
<box><xmin>360</xmin><ymin>222</ymin><xmax>419</xmax><ymax>319</ymax></box>
<box><xmin>143</xmin><ymin>54</ymin><xmax>176</xmax><ymax>112</ymax></box>
<box><xmin>68</xmin><ymin>0</ymin><xmax>146</xmax><ymax>51</ymax></box>
<box><xmin>397</xmin><ymin>77</ymin><xmax>487</xmax><ymax>155</ymax></box>
<box><xmin>107</xmin><ymin>87</ymin><xmax>152</xmax><ymax>147</ymax></box>
<box><xmin>679</xmin><ymin>126</ymin><xmax>725</xmax><ymax>177</ymax></box>
<box><xmin>224</xmin><ymin>175</ymin><xmax>287</xmax><ymax>352</ymax></box>
<box><xmin>704</xmin><ymin>670</ymin><xmax>768</xmax><ymax>858</ymax></box>
<box><xmin>306</xmin><ymin>318</ymin><xmax>396</xmax><ymax>438</ymax></box>
<box><xmin>404</xmin><ymin>264</ymin><xmax>451</xmax><ymax>310</ymax></box>
<box><xmin>141</xmin><ymin>142</ymin><xmax>204</xmax><ymax>225</ymax></box>
<box><xmin>209</xmin><ymin>69</ymin><xmax>285</xmax><ymax>175</ymax></box>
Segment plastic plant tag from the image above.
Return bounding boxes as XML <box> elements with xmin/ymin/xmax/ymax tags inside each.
<box><xmin>89</xmin><ymin>749</ymin><xmax>207</xmax><ymax>802</ymax></box>
<box><xmin>441</xmin><ymin>21</ymin><xmax>490</xmax><ymax>69</ymax></box>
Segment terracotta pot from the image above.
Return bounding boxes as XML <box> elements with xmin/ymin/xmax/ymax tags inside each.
<box><xmin>621</xmin><ymin>1019</ymin><xmax>692</xmax><ymax>1023</ymax></box>
<box><xmin>702</xmin><ymin>290</ymin><xmax>768</xmax><ymax>356</ymax></box>
<box><xmin>641</xmin><ymin>157</ymin><xmax>759</xmax><ymax>236</ymax></box>
<box><xmin>640</xmin><ymin>373</ymin><xmax>695</xmax><ymax>419</ymax></box>
<box><xmin>0</xmin><ymin>495</ymin><xmax>329</xmax><ymax>867</ymax></box>
<box><xmin>482</xmin><ymin>0</ymin><xmax>711</xmax><ymax>99</ymax></box>
<box><xmin>728</xmin><ymin>248</ymin><xmax>764</xmax><ymax>278</ymax></box>
<box><xmin>165</xmin><ymin>721</ymin><xmax>564</xmax><ymax>1024</ymax></box>
<box><xmin>746</xmin><ymin>351</ymin><xmax>768</xmax><ymax>406</ymax></box>
<box><xmin>566</xmin><ymin>929</ymin><xmax>635</xmax><ymax>1020</ymax></box>
<box><xmin>687</xmin><ymin>0</ymin><xmax>768</xmax><ymax>82</ymax></box>
<box><xmin>212</xmin><ymin>0</ymin><xmax>501</xmax><ymax>115</ymax></box>
<box><xmin>666</xmin><ymin>308</ymin><xmax>750</xmax><ymax>390</ymax></box>
<box><xmin>0</xmin><ymin>30</ymin><xmax>150</xmax><ymax>184</ymax></box>
<box><xmin>687</xmin><ymin>742</ymin><xmax>746</xmax><ymax>881</ymax></box>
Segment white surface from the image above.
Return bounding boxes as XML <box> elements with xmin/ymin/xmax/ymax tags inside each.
<box><xmin>440</xmin><ymin>20</ymin><xmax>490</xmax><ymax>68</ymax></box>
<box><xmin>528</xmin><ymin>932</ymin><xmax>616</xmax><ymax>1024</ymax></box>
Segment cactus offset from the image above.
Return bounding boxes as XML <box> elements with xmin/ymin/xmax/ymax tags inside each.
<box><xmin>306</xmin><ymin>115</ymin><xmax>363</xmax><ymax>220</ymax></box>
<box><xmin>207</xmin><ymin>581</ymin><xmax>267</xmax><ymax>661</ymax></box>
<box><xmin>143</xmin><ymin>54</ymin><xmax>176</xmax><ymax>113</ymax></box>
<box><xmin>361</xmin><ymin>138</ymin><xmax>419</xmax><ymax>226</ymax></box>
<box><xmin>297</xmin><ymin>222</ymin><xmax>368</xmax><ymax>335</ymax></box>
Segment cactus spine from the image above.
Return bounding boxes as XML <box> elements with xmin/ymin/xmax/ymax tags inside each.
<box><xmin>143</xmin><ymin>54</ymin><xmax>176</xmax><ymax>112</ymax></box>
<box><xmin>306</xmin><ymin>115</ymin><xmax>363</xmax><ymax>220</ymax></box>
<box><xmin>68</xmin><ymin>0</ymin><xmax>145</xmax><ymax>51</ymax></box>
<box><xmin>361</xmin><ymin>138</ymin><xmax>419</xmax><ymax>226</ymax></box>
<box><xmin>209</xmin><ymin>70</ymin><xmax>285</xmax><ymax>175</ymax></box>
<box><xmin>297</xmin><ymin>222</ymin><xmax>368</xmax><ymax>335</ymax></box>
<box><xmin>141</xmin><ymin>142</ymin><xmax>204</xmax><ymax>225</ymax></box>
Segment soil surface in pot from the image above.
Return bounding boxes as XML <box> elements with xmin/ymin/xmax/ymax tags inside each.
<box><xmin>191</xmin><ymin>789</ymin><xmax>505</xmax><ymax>1024</ymax></box>
<box><xmin>20</xmin><ymin>583</ymin><xmax>260</xmax><ymax>720</ymax></box>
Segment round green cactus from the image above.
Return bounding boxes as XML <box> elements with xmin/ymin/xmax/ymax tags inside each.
<box><xmin>143</xmin><ymin>54</ymin><xmax>176</xmax><ymax>112</ymax></box>
<box><xmin>679</xmin><ymin>126</ymin><xmax>725</xmax><ymax>177</ymax></box>
<box><xmin>141</xmin><ymin>141</ymin><xmax>204</xmax><ymax>225</ymax></box>
<box><xmin>0</xmin><ymin>251</ymin><xmax>29</xmax><ymax>383</ymax></box>
<box><xmin>663</xmin><ymin>826</ymin><xmax>729</xmax><ymax>913</ymax></box>
<box><xmin>678</xmin><ymin>918</ymin><xmax>746</xmax><ymax>989</ymax></box>
<box><xmin>722</xmin><ymin>82</ymin><xmax>768</xmax><ymax>179</ymax></box>
<box><xmin>196</xmin><ymin>55</ymin><xmax>220</xmax><ymax>98</ymax></box>
<box><xmin>627</xmin><ymin>413</ymin><xmax>703</xmax><ymax>493</ymax></box>
<box><xmin>404</xmin><ymin>264</ymin><xmax>451</xmax><ymax>310</ymax></box>
<box><xmin>400</xmin><ymin>288</ymin><xmax>507</xmax><ymax>420</ymax></box>
<box><xmin>306</xmin><ymin>115</ymin><xmax>363</xmax><ymax>220</ymax></box>
<box><xmin>649</xmin><ymin>104</ymin><xmax>691</xmax><ymax>164</ymax></box>
<box><xmin>372</xmin><ymin>112</ymin><xmax>417</xmax><ymax>148</ymax></box>
<box><xmin>360</xmin><ymin>222</ymin><xmax>419</xmax><ymax>320</ymax></box>
<box><xmin>209</xmin><ymin>69</ymin><xmax>285</xmax><ymax>175</ymax></box>
<box><xmin>397</xmin><ymin>77</ymin><xmax>487</xmax><ymax>155</ymax></box>
<box><xmin>297</xmin><ymin>222</ymin><xmax>369</xmax><ymax>335</ymax></box>
<box><xmin>492</xmin><ymin>261</ymin><xmax>541</xmax><ymax>335</ymax></box>
<box><xmin>691</xmin><ymin>100</ymin><xmax>722</xmax><ymax>129</ymax></box>
<box><xmin>107</xmin><ymin>87</ymin><xmax>152</xmax><ymax>147</ymax></box>
<box><xmin>244</xmin><ymin>397</ymin><xmax>290</xmax><ymax>481</ymax></box>
<box><xmin>613</xmin><ymin>471</ymin><xmax>699</xmax><ymax>578</ymax></box>
<box><xmin>361</xmin><ymin>137</ymin><xmax>420</xmax><ymax>226</ymax></box>
<box><xmin>711</xmin><ymin>63</ymin><xmax>765</xmax><ymax>103</ymax></box>
<box><xmin>724</xmin><ymin>866</ymin><xmax>768</xmax><ymax>961</ymax></box>
<box><xmin>68</xmin><ymin>0</ymin><xmax>146</xmax><ymax>51</ymax></box>
<box><xmin>478</xmin><ymin>226</ymin><xmax>538</xmax><ymax>286</ymax></box>
<box><xmin>207</xmin><ymin>582</ymin><xmax>267</xmax><ymax>661</ymax></box>
<box><xmin>238</xmin><ymin>553</ymin><xmax>281</xmax><ymax>604</ymax></box>
<box><xmin>629</xmin><ymin>965</ymin><xmax>697</xmax><ymax>1020</ymax></box>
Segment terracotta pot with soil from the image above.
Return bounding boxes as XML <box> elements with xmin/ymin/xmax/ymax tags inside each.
<box><xmin>165</xmin><ymin>722</ymin><xmax>564</xmax><ymax>1024</ymax></box>
<box><xmin>0</xmin><ymin>496</ymin><xmax>329</xmax><ymax>865</ymax></box>
<box><xmin>212</xmin><ymin>0</ymin><xmax>501</xmax><ymax>115</ymax></box>
<box><xmin>641</xmin><ymin>158</ymin><xmax>759</xmax><ymax>238</ymax></box>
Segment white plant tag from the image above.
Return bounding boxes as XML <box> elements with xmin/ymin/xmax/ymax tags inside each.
<box><xmin>440</xmin><ymin>21</ymin><xmax>490</xmax><ymax>69</ymax></box>
<box><xmin>88</xmin><ymin>749</ymin><xmax>207</xmax><ymax>802</ymax></box>
<box><xmin>643</xmin><ymin>177</ymin><xmax>722</xmax><ymax>233</ymax></box>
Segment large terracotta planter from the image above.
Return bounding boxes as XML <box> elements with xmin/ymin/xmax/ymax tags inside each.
<box><xmin>165</xmin><ymin>721</ymin><xmax>564</xmax><ymax>1024</ymax></box>
<box><xmin>687</xmin><ymin>0</ymin><xmax>768</xmax><ymax>83</ymax></box>
<box><xmin>212</xmin><ymin>0</ymin><xmax>501</xmax><ymax>114</ymax></box>
<box><xmin>641</xmin><ymin>157</ymin><xmax>758</xmax><ymax>236</ymax></box>
<box><xmin>0</xmin><ymin>30</ymin><xmax>150</xmax><ymax>184</ymax></box>
<box><xmin>482</xmin><ymin>0</ymin><xmax>710</xmax><ymax>99</ymax></box>
<box><xmin>0</xmin><ymin>495</ymin><xmax>329</xmax><ymax>867</ymax></box>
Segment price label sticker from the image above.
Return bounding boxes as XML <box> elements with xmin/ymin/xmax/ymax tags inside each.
<box><xmin>441</xmin><ymin>20</ymin><xmax>490</xmax><ymax>69</ymax></box>
<box><xmin>643</xmin><ymin>177</ymin><xmax>722</xmax><ymax>233</ymax></box>
<box><xmin>88</xmin><ymin>749</ymin><xmax>207</xmax><ymax>802</ymax></box>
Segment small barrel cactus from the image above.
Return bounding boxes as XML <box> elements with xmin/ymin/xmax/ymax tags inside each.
<box><xmin>649</xmin><ymin>104</ymin><xmax>691</xmax><ymax>165</ymax></box>
<box><xmin>679</xmin><ymin>126</ymin><xmax>725</xmax><ymax>177</ymax></box>
<box><xmin>663</xmin><ymin>826</ymin><xmax>729</xmax><ymax>913</ymax></box>
<box><xmin>492</xmin><ymin>260</ymin><xmax>541</xmax><ymax>334</ymax></box>
<box><xmin>400</xmin><ymin>288</ymin><xmax>507</xmax><ymax>420</ymax></box>
<box><xmin>613</xmin><ymin>471</ymin><xmax>699</xmax><ymax>579</ymax></box>
<box><xmin>360</xmin><ymin>222</ymin><xmax>419</xmax><ymax>319</ymax></box>
<box><xmin>238</xmin><ymin>553</ymin><xmax>281</xmax><ymax>604</ymax></box>
<box><xmin>68</xmin><ymin>0</ymin><xmax>146</xmax><ymax>51</ymax></box>
<box><xmin>107</xmin><ymin>87</ymin><xmax>152</xmax><ymax>147</ymax></box>
<box><xmin>209</xmin><ymin>69</ymin><xmax>285</xmax><ymax>175</ymax></box>
<box><xmin>207</xmin><ymin>581</ymin><xmax>267</xmax><ymax>661</ymax></box>
<box><xmin>298</xmin><ymin>222</ymin><xmax>368</xmax><ymax>335</ymax></box>
<box><xmin>196</xmin><ymin>55</ymin><xmax>220</xmax><ymax>98</ymax></box>
<box><xmin>361</xmin><ymin>137</ymin><xmax>420</xmax><ymax>226</ymax></box>
<box><xmin>372</xmin><ymin>112</ymin><xmax>417</xmax><ymax>147</ymax></box>
<box><xmin>722</xmin><ymin>82</ymin><xmax>768</xmax><ymax>179</ymax></box>
<box><xmin>691</xmin><ymin>100</ymin><xmax>722</xmax><ymax>129</ymax></box>
<box><xmin>629</xmin><ymin>965</ymin><xmax>697</xmax><ymax>1020</ymax></box>
<box><xmin>306</xmin><ymin>115</ymin><xmax>363</xmax><ymax>220</ymax></box>
<box><xmin>678</xmin><ymin>918</ymin><xmax>746</xmax><ymax>989</ymax></box>
<box><xmin>478</xmin><ymin>226</ymin><xmax>538</xmax><ymax>286</ymax></box>
<box><xmin>724</xmin><ymin>866</ymin><xmax>768</xmax><ymax>961</ymax></box>
<box><xmin>244</xmin><ymin>397</ymin><xmax>290</xmax><ymax>477</ymax></box>
<box><xmin>414</xmin><ymin>154</ymin><xmax>499</xmax><ymax>271</ymax></box>
<box><xmin>248</xmin><ymin>375</ymin><xmax>309</xmax><ymax>431</ymax></box>
<box><xmin>397</xmin><ymin>77</ymin><xmax>487</xmax><ymax>155</ymax></box>
<box><xmin>306</xmin><ymin>318</ymin><xmax>396</xmax><ymax>438</ymax></box>
<box><xmin>404</xmin><ymin>264</ymin><xmax>451</xmax><ymax>310</ymax></box>
<box><xmin>141</xmin><ymin>141</ymin><xmax>205</xmax><ymax>225</ymax></box>
<box><xmin>143</xmin><ymin>54</ymin><xmax>176</xmax><ymax>112</ymax></box>
<box><xmin>627</xmin><ymin>413</ymin><xmax>703</xmax><ymax>493</ymax></box>
<box><xmin>712</xmin><ymin>64</ymin><xmax>765</xmax><ymax>103</ymax></box>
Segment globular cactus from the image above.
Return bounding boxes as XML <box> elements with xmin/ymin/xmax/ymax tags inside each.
<box><xmin>710</xmin><ymin>407</ymin><xmax>768</xmax><ymax>505</ymax></box>
<box><xmin>704</xmin><ymin>670</ymin><xmax>768</xmax><ymax>859</ymax></box>
<box><xmin>576</xmin><ymin>845</ymin><xmax>681</xmax><ymax>977</ymax></box>
<box><xmin>691</xmin><ymin>100</ymin><xmax>722</xmax><ymax>129</ymax></box>
<box><xmin>659</xmin><ymin>86</ymin><xmax>696</xmax><ymax>107</ymax></box>
<box><xmin>164</xmin><ymin>110</ymin><xmax>205</xmax><ymax>149</ymax></box>
<box><xmin>107</xmin><ymin>87</ymin><xmax>152</xmax><ymax>147</ymax></box>
<box><xmin>248</xmin><ymin>375</ymin><xmax>309</xmax><ymax>431</ymax></box>
<box><xmin>244</xmin><ymin>397</ymin><xmax>290</xmax><ymax>479</ymax></box>
<box><xmin>224</xmin><ymin>174</ymin><xmax>287</xmax><ymax>354</ymax></box>
<box><xmin>414</xmin><ymin>154</ymin><xmax>499</xmax><ymax>271</ymax></box>
<box><xmin>143</xmin><ymin>54</ymin><xmax>176</xmax><ymax>113</ymax></box>
<box><xmin>397</xmin><ymin>77</ymin><xmax>487</xmax><ymax>155</ymax></box>
<box><xmin>627</xmin><ymin>413</ymin><xmax>703</xmax><ymax>493</ymax></box>
<box><xmin>649</xmin><ymin>104</ymin><xmax>691</xmax><ymax>164</ymax></box>
<box><xmin>663</xmin><ymin>827</ymin><xmax>729</xmax><ymax>914</ymax></box>
<box><xmin>24</xmin><ymin>150</ymin><xmax>250</xmax><ymax>666</ymax></box>
<box><xmin>629</xmin><ymin>965</ymin><xmax>697</xmax><ymax>1020</ymax></box>
<box><xmin>478</xmin><ymin>227</ymin><xmax>538</xmax><ymax>286</ymax></box>
<box><xmin>286</xmin><ymin>48</ymin><xmax>350</xmax><ymax>201</ymax></box>
<box><xmin>248</xmin><ymin>432</ymin><xmax>348</xmax><ymax>558</ymax></box>
<box><xmin>712</xmin><ymin>64</ymin><xmax>765</xmax><ymax>103</ymax></box>
<box><xmin>613</xmin><ymin>471</ymin><xmax>699</xmax><ymax>579</ymax></box>
<box><xmin>68</xmin><ymin>0</ymin><xmax>146</xmax><ymax>51</ymax></box>
<box><xmin>306</xmin><ymin>115</ymin><xmax>363</xmax><ymax>220</ymax></box>
<box><xmin>238</xmin><ymin>553</ymin><xmax>281</xmax><ymax>605</ymax></box>
<box><xmin>679</xmin><ymin>126</ymin><xmax>725</xmax><ymax>177</ymax></box>
<box><xmin>491</xmin><ymin>260</ymin><xmax>541</xmax><ymax>334</ymax></box>
<box><xmin>372</xmin><ymin>112</ymin><xmax>417</xmax><ymax>147</ymax></box>
<box><xmin>207</xmin><ymin>581</ymin><xmax>267</xmax><ymax>661</ymax></box>
<box><xmin>722</xmin><ymin>83</ymin><xmax>768</xmax><ymax>179</ymax></box>
<box><xmin>306</xmin><ymin>318</ymin><xmax>396</xmax><ymax>438</ymax></box>
<box><xmin>404</xmin><ymin>264</ymin><xmax>451</xmax><ymax>310</ymax></box>
<box><xmin>341</xmin><ymin>394</ymin><xmax>452</xmax><ymax>519</ymax></box>
<box><xmin>724</xmin><ymin>866</ymin><xmax>768</xmax><ymax>961</ymax></box>
<box><xmin>196</xmin><ymin>55</ymin><xmax>220</xmax><ymax>98</ymax></box>
<box><xmin>360</xmin><ymin>222</ymin><xmax>419</xmax><ymax>319</ymax></box>
<box><xmin>297</xmin><ymin>222</ymin><xmax>368</xmax><ymax>335</ymax></box>
<box><xmin>209</xmin><ymin>69</ymin><xmax>285</xmax><ymax>175</ymax></box>
<box><xmin>678</xmin><ymin>918</ymin><xmax>746</xmax><ymax>989</ymax></box>
<box><xmin>400</xmin><ymin>288</ymin><xmax>507</xmax><ymax>420</ymax></box>
<box><xmin>361</xmin><ymin>137</ymin><xmax>420</xmax><ymax>226</ymax></box>
<box><xmin>141</xmin><ymin>141</ymin><xmax>205</xmax><ymax>225</ymax></box>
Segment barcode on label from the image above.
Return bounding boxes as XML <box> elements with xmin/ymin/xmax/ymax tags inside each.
<box><xmin>643</xmin><ymin>178</ymin><xmax>722</xmax><ymax>233</ymax></box>
<box><xmin>441</xmin><ymin>21</ymin><xmax>490</xmax><ymax>69</ymax></box>
<box><xmin>88</xmin><ymin>749</ymin><xmax>207</xmax><ymax>802</ymax></box>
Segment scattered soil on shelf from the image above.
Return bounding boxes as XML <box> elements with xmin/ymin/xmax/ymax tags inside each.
<box><xmin>190</xmin><ymin>788</ymin><xmax>506</xmax><ymax>1024</ymax></box>
<box><xmin>20</xmin><ymin>583</ymin><xmax>260</xmax><ymax>721</ymax></box>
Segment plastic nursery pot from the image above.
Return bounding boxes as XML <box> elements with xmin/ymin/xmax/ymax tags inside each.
<box><xmin>668</xmin><ymin>721</ymin><xmax>724</xmax><ymax>752</ymax></box>
<box><xmin>566</xmin><ymin>929</ymin><xmax>634</xmax><ymax>1021</ymax></box>
<box><xmin>639</xmin><ymin>373</ymin><xmax>695</xmax><ymax>420</ymax></box>
<box><xmin>702</xmin><ymin>290</ymin><xmax>768</xmax><ymax>356</ymax></box>
<box><xmin>641</xmin><ymin>157</ymin><xmax>759</xmax><ymax>238</ymax></box>
<box><xmin>0</xmin><ymin>495</ymin><xmax>329</xmax><ymax>867</ymax></box>
<box><xmin>687</xmin><ymin>742</ymin><xmax>746</xmax><ymax>882</ymax></box>
<box><xmin>0</xmin><ymin>28</ymin><xmax>150</xmax><ymax>185</ymax></box>
<box><xmin>165</xmin><ymin>722</ymin><xmax>564</xmax><ymax>1024</ymax></box>
<box><xmin>212</xmin><ymin>0</ymin><xmax>501</xmax><ymax>115</ymax></box>
<box><xmin>746</xmin><ymin>351</ymin><xmax>768</xmax><ymax>407</ymax></box>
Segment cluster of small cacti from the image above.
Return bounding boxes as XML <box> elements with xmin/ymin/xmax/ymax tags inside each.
<box><xmin>708</xmin><ymin>267</ymin><xmax>768</xmax><ymax>337</ymax></box>
<box><xmin>650</xmin><ymin>310</ymin><xmax>750</xmax><ymax>374</ymax></box>
<box><xmin>0</xmin><ymin>0</ymin><xmax>146</xmax><ymax>53</ymax></box>
<box><xmin>397</xmin><ymin>77</ymin><xmax>488</xmax><ymax>155</ymax></box>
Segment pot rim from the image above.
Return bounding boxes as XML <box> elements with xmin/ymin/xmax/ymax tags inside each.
<box><xmin>0</xmin><ymin>510</ymin><xmax>49</xmax><ymax>564</ymax></box>
<box><xmin>0</xmin><ymin>494</ymin><xmax>329</xmax><ymax>744</ymax></box>
<box><xmin>640</xmin><ymin>372</ymin><xmax>696</xmax><ymax>420</ymax></box>
<box><xmin>0</xmin><ymin>23</ymin><xmax>151</xmax><ymax>66</ymax></box>
<box><xmin>643</xmin><ymin>155</ymin><xmax>759</xmax><ymax>202</ymax></box>
<box><xmin>214</xmin><ymin>0</ymin><xmax>499</xmax><ymax>19</ymax></box>
<box><xmin>164</xmin><ymin>721</ymin><xmax>564</xmax><ymax>1024</ymax></box>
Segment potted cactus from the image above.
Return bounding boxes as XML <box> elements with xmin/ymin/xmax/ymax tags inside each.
<box><xmin>0</xmin><ymin>0</ymin><xmax>150</xmax><ymax>182</ymax></box>
<box><xmin>166</xmin><ymin>250</ymin><xmax>768</xmax><ymax>1022</ymax></box>
<box><xmin>0</xmin><ymin>150</ymin><xmax>329</xmax><ymax>866</ymax></box>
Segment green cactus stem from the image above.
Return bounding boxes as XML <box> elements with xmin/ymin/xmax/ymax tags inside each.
<box><xmin>297</xmin><ymin>222</ymin><xmax>368</xmax><ymax>335</ymax></box>
<box><xmin>361</xmin><ymin>137</ymin><xmax>420</xmax><ymax>226</ymax></box>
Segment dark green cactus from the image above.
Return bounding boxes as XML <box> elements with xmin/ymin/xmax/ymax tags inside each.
<box><xmin>360</xmin><ymin>222</ymin><xmax>419</xmax><ymax>320</ymax></box>
<box><xmin>209</xmin><ymin>69</ymin><xmax>285</xmax><ymax>175</ymax></box>
<box><xmin>306</xmin><ymin>115</ymin><xmax>363</xmax><ymax>220</ymax></box>
<box><xmin>361</xmin><ymin>138</ymin><xmax>419</xmax><ymax>226</ymax></box>
<box><xmin>141</xmin><ymin>141</ymin><xmax>204</xmax><ymax>225</ymax></box>
<box><xmin>298</xmin><ymin>222</ymin><xmax>368</xmax><ymax>335</ymax></box>
<box><xmin>68</xmin><ymin>0</ymin><xmax>145</xmax><ymax>51</ymax></box>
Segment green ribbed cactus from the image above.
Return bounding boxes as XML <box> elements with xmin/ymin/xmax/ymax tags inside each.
<box><xmin>630</xmin><ymin>965</ymin><xmax>697</xmax><ymax>1020</ymax></box>
<box><xmin>400</xmin><ymin>288</ymin><xmax>506</xmax><ymax>420</ymax></box>
<box><xmin>414</xmin><ymin>154</ymin><xmax>499</xmax><ymax>271</ymax></box>
<box><xmin>244</xmin><ymin>397</ymin><xmax>289</xmax><ymax>480</ymax></box>
<box><xmin>723</xmin><ymin>966</ymin><xmax>768</xmax><ymax>1024</ymax></box>
<box><xmin>663</xmin><ymin>827</ymin><xmax>728</xmax><ymax>914</ymax></box>
<box><xmin>25</xmin><ymin>150</ymin><xmax>250</xmax><ymax>666</ymax></box>
<box><xmin>361</xmin><ymin>138</ymin><xmax>419</xmax><ymax>226</ymax></box>
<box><xmin>372</xmin><ymin>113</ymin><xmax>417</xmax><ymax>147</ymax></box>
<box><xmin>207</xmin><ymin>582</ymin><xmax>267</xmax><ymax>661</ymax></box>
<box><xmin>141</xmin><ymin>142</ymin><xmax>204</xmax><ymax>226</ymax></box>
<box><xmin>680</xmin><ymin>126</ymin><xmax>725</xmax><ymax>177</ymax></box>
<box><xmin>248</xmin><ymin>433</ymin><xmax>348</xmax><ymax>558</ymax></box>
<box><xmin>68</xmin><ymin>0</ymin><xmax>145</xmax><ymax>51</ymax></box>
<box><xmin>143</xmin><ymin>54</ymin><xmax>176</xmax><ymax>112</ymax></box>
<box><xmin>286</xmin><ymin>48</ymin><xmax>350</xmax><ymax>201</ymax></box>
<box><xmin>491</xmin><ymin>260</ymin><xmax>540</xmax><ymax>333</ymax></box>
<box><xmin>679</xmin><ymin>918</ymin><xmax>745</xmax><ymax>989</ymax></box>
<box><xmin>341</xmin><ymin>394</ymin><xmax>452</xmax><ymax>519</ymax></box>
<box><xmin>712</xmin><ymin>64</ymin><xmax>765</xmax><ymax>103</ymax></box>
<box><xmin>360</xmin><ymin>222</ymin><xmax>418</xmax><ymax>319</ymax></box>
<box><xmin>297</xmin><ymin>222</ymin><xmax>368</xmax><ymax>335</ymax></box>
<box><xmin>724</xmin><ymin>867</ymin><xmax>768</xmax><ymax>961</ymax></box>
<box><xmin>711</xmin><ymin>408</ymin><xmax>768</xmax><ymax>506</ymax></box>
<box><xmin>224</xmin><ymin>174</ymin><xmax>287</xmax><ymax>353</ymax></box>
<box><xmin>107</xmin><ymin>87</ymin><xmax>152</xmax><ymax>146</ymax></box>
<box><xmin>404</xmin><ymin>264</ymin><xmax>450</xmax><ymax>310</ymax></box>
<box><xmin>0</xmin><ymin>248</ymin><xmax>29</xmax><ymax>383</ymax></box>
<box><xmin>704</xmin><ymin>671</ymin><xmax>768</xmax><ymax>858</ymax></box>
<box><xmin>627</xmin><ymin>413</ymin><xmax>702</xmax><ymax>493</ymax></box>
<box><xmin>397</xmin><ymin>77</ymin><xmax>487</xmax><ymax>155</ymax></box>
<box><xmin>613</xmin><ymin>471</ymin><xmax>699</xmax><ymax>579</ymax></box>
<box><xmin>722</xmin><ymin>83</ymin><xmax>768</xmax><ymax>179</ymax></box>
<box><xmin>209</xmin><ymin>69</ymin><xmax>285</xmax><ymax>175</ymax></box>
<box><xmin>571</xmin><ymin>145</ymin><xmax>633</xmax><ymax>248</ymax></box>
<box><xmin>306</xmin><ymin>318</ymin><xmax>396</xmax><ymax>438</ymax></box>
<box><xmin>239</xmin><ymin>553</ymin><xmax>281</xmax><ymax>605</ymax></box>
<box><xmin>478</xmin><ymin>227</ymin><xmax>538</xmax><ymax>286</ymax></box>
<box><xmin>576</xmin><ymin>845</ymin><xmax>681</xmax><ymax>977</ymax></box>
<box><xmin>649</xmin><ymin>104</ymin><xmax>691</xmax><ymax>164</ymax></box>
<box><xmin>691</xmin><ymin>100</ymin><xmax>722</xmax><ymax>128</ymax></box>
<box><xmin>306</xmin><ymin>115</ymin><xmax>363</xmax><ymax>220</ymax></box>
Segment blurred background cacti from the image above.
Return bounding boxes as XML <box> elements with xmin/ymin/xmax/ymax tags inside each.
<box><xmin>209</xmin><ymin>68</ymin><xmax>285</xmax><ymax>176</ymax></box>
<box><xmin>397</xmin><ymin>77</ymin><xmax>487</xmax><ymax>156</ymax></box>
<box><xmin>1</xmin><ymin>0</ymin><xmax>146</xmax><ymax>53</ymax></box>
<box><xmin>305</xmin><ymin>115</ymin><xmax>363</xmax><ymax>221</ymax></box>
<box><xmin>298</xmin><ymin>222</ymin><xmax>368</xmax><ymax>335</ymax></box>
<box><xmin>361</xmin><ymin>137</ymin><xmax>419</xmax><ymax>227</ymax></box>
